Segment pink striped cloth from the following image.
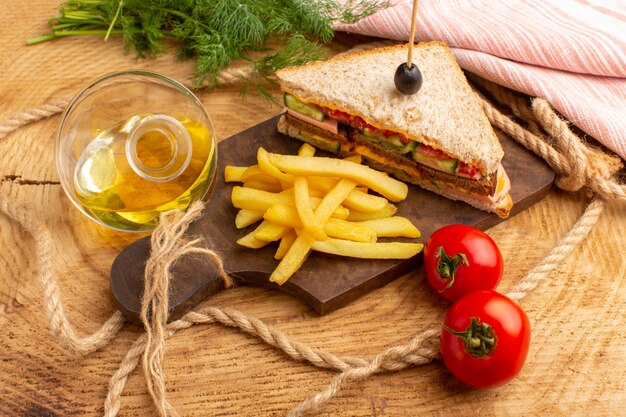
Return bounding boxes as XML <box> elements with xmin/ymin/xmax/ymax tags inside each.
<box><xmin>335</xmin><ymin>0</ymin><xmax>626</xmax><ymax>160</ymax></box>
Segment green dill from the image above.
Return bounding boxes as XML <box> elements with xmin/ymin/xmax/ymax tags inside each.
<box><xmin>28</xmin><ymin>0</ymin><xmax>389</xmax><ymax>98</ymax></box>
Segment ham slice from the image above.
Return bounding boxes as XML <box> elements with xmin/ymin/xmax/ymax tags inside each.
<box><xmin>285</xmin><ymin>108</ymin><xmax>339</xmax><ymax>135</ymax></box>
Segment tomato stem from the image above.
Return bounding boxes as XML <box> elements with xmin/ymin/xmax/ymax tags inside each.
<box><xmin>444</xmin><ymin>317</ymin><xmax>496</xmax><ymax>358</ymax></box>
<box><xmin>436</xmin><ymin>246</ymin><xmax>469</xmax><ymax>292</ymax></box>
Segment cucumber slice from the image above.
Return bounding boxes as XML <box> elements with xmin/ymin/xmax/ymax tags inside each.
<box><xmin>362</xmin><ymin>130</ymin><xmax>403</xmax><ymax>147</ymax></box>
<box><xmin>399</xmin><ymin>141</ymin><xmax>417</xmax><ymax>154</ymax></box>
<box><xmin>412</xmin><ymin>149</ymin><xmax>459</xmax><ymax>174</ymax></box>
<box><xmin>382</xmin><ymin>134</ymin><xmax>405</xmax><ymax>148</ymax></box>
<box><xmin>436</xmin><ymin>158</ymin><xmax>459</xmax><ymax>173</ymax></box>
<box><xmin>284</xmin><ymin>93</ymin><xmax>325</xmax><ymax>121</ymax></box>
<box><xmin>358</xmin><ymin>132</ymin><xmax>416</xmax><ymax>154</ymax></box>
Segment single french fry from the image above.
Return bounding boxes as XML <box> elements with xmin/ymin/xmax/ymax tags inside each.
<box><xmin>224</xmin><ymin>165</ymin><xmax>249</xmax><ymax>182</ymax></box>
<box><xmin>237</xmin><ymin>221</ymin><xmax>275</xmax><ymax>249</ymax></box>
<box><xmin>231</xmin><ymin>186</ymin><xmax>294</xmax><ymax>211</ymax></box>
<box><xmin>294</xmin><ymin>175</ymin><xmax>327</xmax><ymax>241</ymax></box>
<box><xmin>275</xmin><ymin>229</ymin><xmax>297</xmax><ymax>260</ymax></box>
<box><xmin>254</xmin><ymin>222</ymin><xmax>288</xmax><ymax>242</ymax></box>
<box><xmin>267</xmin><ymin>153</ymin><xmax>408</xmax><ymax>202</ymax></box>
<box><xmin>243</xmin><ymin>180</ymin><xmax>284</xmax><ymax>193</ymax></box>
<box><xmin>270</xmin><ymin>233</ymin><xmax>314</xmax><ymax>285</ymax></box>
<box><xmin>264</xmin><ymin>204</ymin><xmax>374</xmax><ymax>242</ymax></box>
<box><xmin>311</xmin><ymin>239</ymin><xmax>423</xmax><ymax>259</ymax></box>
<box><xmin>235</xmin><ymin>209</ymin><xmax>264</xmax><ymax>229</ymax></box>
<box><xmin>346</xmin><ymin>203</ymin><xmax>397</xmax><ymax>222</ymax></box>
<box><xmin>356</xmin><ymin>216</ymin><xmax>421</xmax><ymax>238</ymax></box>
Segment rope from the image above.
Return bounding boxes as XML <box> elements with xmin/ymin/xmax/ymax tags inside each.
<box><xmin>286</xmin><ymin>326</ymin><xmax>440</xmax><ymax>417</ymax></box>
<box><xmin>0</xmin><ymin>195</ymin><xmax>126</xmax><ymax>356</ymax></box>
<box><xmin>506</xmin><ymin>196</ymin><xmax>605</xmax><ymax>302</ymax></box>
<box><xmin>0</xmin><ymin>97</ymin><xmax>70</xmax><ymax>140</ymax></box>
<box><xmin>139</xmin><ymin>201</ymin><xmax>233</xmax><ymax>417</ymax></box>
<box><xmin>478</xmin><ymin>94</ymin><xmax>625</xmax><ymax>201</ymax></box>
<box><xmin>0</xmin><ymin>69</ymin><xmax>623</xmax><ymax>416</ymax></box>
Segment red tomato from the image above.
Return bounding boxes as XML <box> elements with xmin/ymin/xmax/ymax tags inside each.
<box><xmin>327</xmin><ymin>109</ymin><xmax>352</xmax><ymax>124</ymax></box>
<box><xmin>398</xmin><ymin>133</ymin><xmax>410</xmax><ymax>143</ymax></box>
<box><xmin>424</xmin><ymin>224</ymin><xmax>503</xmax><ymax>302</ymax></box>
<box><xmin>440</xmin><ymin>290</ymin><xmax>531</xmax><ymax>388</ymax></box>
<box><xmin>456</xmin><ymin>161</ymin><xmax>480</xmax><ymax>179</ymax></box>
<box><xmin>326</xmin><ymin>108</ymin><xmax>409</xmax><ymax>142</ymax></box>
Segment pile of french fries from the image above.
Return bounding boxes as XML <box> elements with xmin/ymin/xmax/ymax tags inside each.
<box><xmin>225</xmin><ymin>144</ymin><xmax>423</xmax><ymax>285</ymax></box>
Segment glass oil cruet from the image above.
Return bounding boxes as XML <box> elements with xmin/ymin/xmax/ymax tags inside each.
<box><xmin>55</xmin><ymin>70</ymin><xmax>217</xmax><ymax>232</ymax></box>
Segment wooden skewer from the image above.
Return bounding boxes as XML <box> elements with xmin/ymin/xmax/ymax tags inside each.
<box><xmin>407</xmin><ymin>0</ymin><xmax>419</xmax><ymax>69</ymax></box>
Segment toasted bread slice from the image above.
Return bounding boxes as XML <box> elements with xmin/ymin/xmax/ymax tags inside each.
<box><xmin>276</xmin><ymin>41</ymin><xmax>503</xmax><ymax>175</ymax></box>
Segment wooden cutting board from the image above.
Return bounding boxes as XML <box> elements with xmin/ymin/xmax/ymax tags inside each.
<box><xmin>110</xmin><ymin>115</ymin><xmax>554</xmax><ymax>323</ymax></box>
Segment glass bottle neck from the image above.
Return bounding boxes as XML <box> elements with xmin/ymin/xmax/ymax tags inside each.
<box><xmin>125</xmin><ymin>114</ymin><xmax>192</xmax><ymax>182</ymax></box>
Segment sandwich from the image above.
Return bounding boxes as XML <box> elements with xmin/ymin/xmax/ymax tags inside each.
<box><xmin>274</xmin><ymin>41</ymin><xmax>512</xmax><ymax>218</ymax></box>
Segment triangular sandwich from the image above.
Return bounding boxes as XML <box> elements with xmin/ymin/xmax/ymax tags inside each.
<box><xmin>275</xmin><ymin>41</ymin><xmax>512</xmax><ymax>217</ymax></box>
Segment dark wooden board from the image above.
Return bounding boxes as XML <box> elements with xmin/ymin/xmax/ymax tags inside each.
<box><xmin>110</xmin><ymin>115</ymin><xmax>554</xmax><ymax>323</ymax></box>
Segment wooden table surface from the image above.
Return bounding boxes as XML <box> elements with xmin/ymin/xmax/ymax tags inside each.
<box><xmin>1</xmin><ymin>1</ymin><xmax>625</xmax><ymax>416</ymax></box>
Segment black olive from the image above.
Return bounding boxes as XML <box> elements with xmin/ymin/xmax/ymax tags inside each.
<box><xmin>394</xmin><ymin>62</ymin><xmax>423</xmax><ymax>95</ymax></box>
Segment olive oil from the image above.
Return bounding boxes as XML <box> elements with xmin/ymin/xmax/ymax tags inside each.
<box><xmin>73</xmin><ymin>114</ymin><xmax>216</xmax><ymax>231</ymax></box>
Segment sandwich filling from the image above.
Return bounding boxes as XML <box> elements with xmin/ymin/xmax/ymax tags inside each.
<box><xmin>283</xmin><ymin>93</ymin><xmax>482</xmax><ymax>180</ymax></box>
<box><xmin>281</xmin><ymin>92</ymin><xmax>511</xmax><ymax>206</ymax></box>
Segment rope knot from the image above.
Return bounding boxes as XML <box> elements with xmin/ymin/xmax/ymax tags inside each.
<box><xmin>140</xmin><ymin>200</ymin><xmax>231</xmax><ymax>417</ymax></box>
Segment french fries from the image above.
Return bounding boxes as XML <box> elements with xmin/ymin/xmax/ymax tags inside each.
<box><xmin>232</xmin><ymin>186</ymin><xmax>349</xmax><ymax>218</ymax></box>
<box><xmin>235</xmin><ymin>209</ymin><xmax>264</xmax><ymax>229</ymax></box>
<box><xmin>226</xmin><ymin>145</ymin><xmax>422</xmax><ymax>285</ymax></box>
<box><xmin>264</xmin><ymin>204</ymin><xmax>375</xmax><ymax>243</ymax></box>
<box><xmin>271</xmin><ymin>234</ymin><xmax>314</xmax><ymax>285</ymax></box>
<box><xmin>266</xmin><ymin>153</ymin><xmax>408</xmax><ymax>202</ymax></box>
<box><xmin>224</xmin><ymin>166</ymin><xmax>248</xmax><ymax>183</ymax></box>
<box><xmin>346</xmin><ymin>203</ymin><xmax>397</xmax><ymax>222</ymax></box>
<box><xmin>311</xmin><ymin>239</ymin><xmax>424</xmax><ymax>259</ymax></box>
<box><xmin>294</xmin><ymin>174</ymin><xmax>326</xmax><ymax>240</ymax></box>
<box><xmin>356</xmin><ymin>216</ymin><xmax>421</xmax><ymax>238</ymax></box>
<box><xmin>275</xmin><ymin>230</ymin><xmax>297</xmax><ymax>260</ymax></box>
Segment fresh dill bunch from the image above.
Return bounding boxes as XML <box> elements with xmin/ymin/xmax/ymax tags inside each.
<box><xmin>28</xmin><ymin>0</ymin><xmax>390</xmax><ymax>99</ymax></box>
